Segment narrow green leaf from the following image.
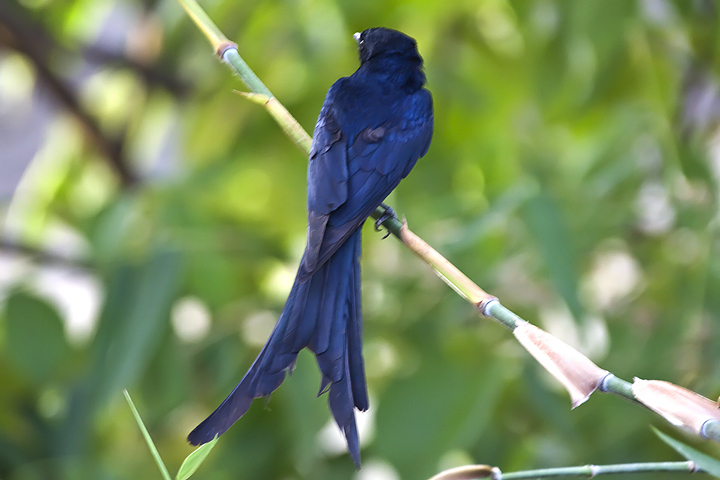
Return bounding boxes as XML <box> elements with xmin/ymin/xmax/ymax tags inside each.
<box><xmin>522</xmin><ymin>191</ymin><xmax>583</xmax><ymax>322</ymax></box>
<box><xmin>653</xmin><ymin>427</ymin><xmax>720</xmax><ymax>477</ymax></box>
<box><xmin>90</xmin><ymin>249</ymin><xmax>183</xmax><ymax>408</ymax></box>
<box><xmin>124</xmin><ymin>390</ymin><xmax>172</xmax><ymax>480</ymax></box>
<box><xmin>176</xmin><ymin>436</ymin><xmax>219</xmax><ymax>480</ymax></box>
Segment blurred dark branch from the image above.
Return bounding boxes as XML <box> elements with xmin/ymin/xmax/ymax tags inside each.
<box><xmin>82</xmin><ymin>44</ymin><xmax>189</xmax><ymax>96</ymax></box>
<box><xmin>2</xmin><ymin>2</ymin><xmax>188</xmax><ymax>95</ymax></box>
<box><xmin>0</xmin><ymin>240</ymin><xmax>92</xmax><ymax>271</ymax></box>
<box><xmin>0</xmin><ymin>2</ymin><xmax>138</xmax><ymax>188</ymax></box>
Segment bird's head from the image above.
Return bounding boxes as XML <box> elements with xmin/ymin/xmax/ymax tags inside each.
<box><xmin>354</xmin><ymin>27</ymin><xmax>423</xmax><ymax>67</ymax></box>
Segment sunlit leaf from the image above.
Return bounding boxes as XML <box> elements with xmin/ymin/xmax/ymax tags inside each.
<box><xmin>653</xmin><ymin>427</ymin><xmax>720</xmax><ymax>478</ymax></box>
<box><xmin>176</xmin><ymin>436</ymin><xmax>219</xmax><ymax>480</ymax></box>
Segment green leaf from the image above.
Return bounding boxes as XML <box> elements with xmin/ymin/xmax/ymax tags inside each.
<box><xmin>90</xmin><ymin>249</ymin><xmax>184</xmax><ymax>408</ymax></box>
<box><xmin>5</xmin><ymin>291</ymin><xmax>70</xmax><ymax>383</ymax></box>
<box><xmin>176</xmin><ymin>436</ymin><xmax>219</xmax><ymax>480</ymax></box>
<box><xmin>522</xmin><ymin>191</ymin><xmax>583</xmax><ymax>322</ymax></box>
<box><xmin>653</xmin><ymin>427</ymin><xmax>720</xmax><ymax>478</ymax></box>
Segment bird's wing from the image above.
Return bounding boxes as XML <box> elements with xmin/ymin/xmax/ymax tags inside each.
<box><xmin>302</xmin><ymin>84</ymin><xmax>348</xmax><ymax>276</ymax></box>
<box><xmin>331</xmin><ymin>89</ymin><xmax>434</xmax><ymax>228</ymax></box>
<box><xmin>300</xmin><ymin>88</ymin><xmax>433</xmax><ymax>278</ymax></box>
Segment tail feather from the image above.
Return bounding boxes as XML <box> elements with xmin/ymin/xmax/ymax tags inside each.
<box><xmin>327</xmin><ymin>335</ymin><xmax>361</xmax><ymax>467</ymax></box>
<box><xmin>188</xmin><ymin>228</ymin><xmax>367</xmax><ymax>466</ymax></box>
<box><xmin>312</xmin><ymin>260</ymin><xmax>341</xmax><ymax>355</ymax></box>
<box><xmin>315</xmin><ymin>267</ymin><xmax>349</xmax><ymax>381</ymax></box>
<box><xmin>347</xmin><ymin>247</ymin><xmax>368</xmax><ymax>410</ymax></box>
<box><xmin>286</xmin><ymin>265</ymin><xmax>320</xmax><ymax>351</ymax></box>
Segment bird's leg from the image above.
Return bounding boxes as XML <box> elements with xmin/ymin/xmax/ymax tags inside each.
<box><xmin>374</xmin><ymin>203</ymin><xmax>397</xmax><ymax>239</ymax></box>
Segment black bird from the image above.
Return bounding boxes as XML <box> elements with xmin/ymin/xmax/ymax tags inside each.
<box><xmin>188</xmin><ymin>27</ymin><xmax>433</xmax><ymax>467</ymax></box>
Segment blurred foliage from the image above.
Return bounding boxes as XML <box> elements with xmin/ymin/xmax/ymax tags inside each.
<box><xmin>1</xmin><ymin>0</ymin><xmax>720</xmax><ymax>479</ymax></box>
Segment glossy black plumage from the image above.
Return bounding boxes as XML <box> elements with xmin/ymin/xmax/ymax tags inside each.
<box><xmin>187</xmin><ymin>27</ymin><xmax>433</xmax><ymax>467</ymax></box>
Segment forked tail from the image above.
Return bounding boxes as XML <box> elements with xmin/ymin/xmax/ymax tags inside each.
<box><xmin>187</xmin><ymin>228</ymin><xmax>368</xmax><ymax>466</ymax></box>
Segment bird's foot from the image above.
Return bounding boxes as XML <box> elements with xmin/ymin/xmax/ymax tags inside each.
<box><xmin>374</xmin><ymin>203</ymin><xmax>397</xmax><ymax>239</ymax></box>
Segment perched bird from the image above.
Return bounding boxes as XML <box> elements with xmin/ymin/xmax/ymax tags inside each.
<box><xmin>188</xmin><ymin>27</ymin><xmax>433</xmax><ymax>467</ymax></box>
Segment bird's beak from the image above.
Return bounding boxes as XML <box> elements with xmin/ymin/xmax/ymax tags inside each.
<box><xmin>353</xmin><ymin>32</ymin><xmax>361</xmax><ymax>43</ymax></box>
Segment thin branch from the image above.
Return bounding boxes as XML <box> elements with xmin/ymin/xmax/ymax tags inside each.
<box><xmin>499</xmin><ymin>461</ymin><xmax>698</xmax><ymax>479</ymax></box>
<box><xmin>0</xmin><ymin>239</ymin><xmax>92</xmax><ymax>270</ymax></box>
<box><xmin>427</xmin><ymin>461</ymin><xmax>699</xmax><ymax>480</ymax></box>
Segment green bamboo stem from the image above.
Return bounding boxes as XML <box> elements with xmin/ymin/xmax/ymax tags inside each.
<box><xmin>175</xmin><ymin>0</ymin><xmax>228</xmax><ymax>50</ymax></box>
<box><xmin>430</xmin><ymin>461</ymin><xmax>700</xmax><ymax>480</ymax></box>
<box><xmin>396</xmin><ymin>220</ymin><xmax>495</xmax><ymax>305</ymax></box>
<box><xmin>235</xmin><ymin>91</ymin><xmax>312</xmax><ymax>152</ymax></box>
<box><xmin>704</xmin><ymin>421</ymin><xmax>720</xmax><ymax>443</ymax></box>
<box><xmin>221</xmin><ymin>47</ymin><xmax>272</xmax><ymax>98</ymax></box>
<box><xmin>600</xmin><ymin>373</ymin><xmax>637</xmax><ymax>402</ymax></box>
<box><xmin>483</xmin><ymin>300</ymin><xmax>522</xmax><ymax>330</ymax></box>
<box><xmin>499</xmin><ymin>461</ymin><xmax>697</xmax><ymax>479</ymax></box>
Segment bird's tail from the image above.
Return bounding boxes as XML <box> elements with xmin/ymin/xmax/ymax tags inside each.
<box><xmin>187</xmin><ymin>228</ymin><xmax>368</xmax><ymax>467</ymax></box>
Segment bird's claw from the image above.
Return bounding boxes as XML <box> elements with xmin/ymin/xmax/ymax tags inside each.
<box><xmin>374</xmin><ymin>203</ymin><xmax>397</xmax><ymax>239</ymax></box>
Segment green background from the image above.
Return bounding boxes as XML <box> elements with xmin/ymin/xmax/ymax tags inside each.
<box><xmin>1</xmin><ymin>0</ymin><xmax>719</xmax><ymax>479</ymax></box>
